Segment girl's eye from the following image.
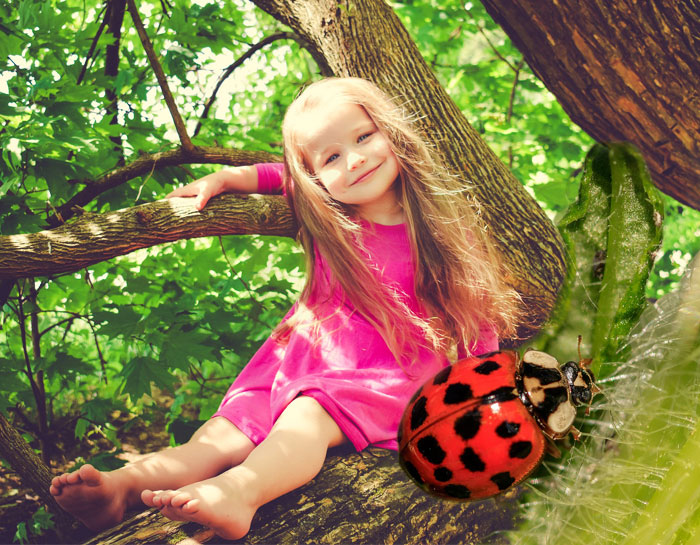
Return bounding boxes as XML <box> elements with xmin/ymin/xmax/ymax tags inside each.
<box><xmin>325</xmin><ymin>153</ymin><xmax>339</xmax><ymax>165</ymax></box>
<box><xmin>358</xmin><ymin>132</ymin><xmax>373</xmax><ymax>143</ymax></box>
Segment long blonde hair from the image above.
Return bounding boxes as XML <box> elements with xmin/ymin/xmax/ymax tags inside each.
<box><xmin>275</xmin><ymin>77</ymin><xmax>521</xmax><ymax>362</ymax></box>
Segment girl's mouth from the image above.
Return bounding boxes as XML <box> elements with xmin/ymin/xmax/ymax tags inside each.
<box><xmin>352</xmin><ymin>165</ymin><xmax>379</xmax><ymax>185</ymax></box>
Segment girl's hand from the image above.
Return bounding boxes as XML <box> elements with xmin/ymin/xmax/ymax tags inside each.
<box><xmin>166</xmin><ymin>177</ymin><xmax>223</xmax><ymax>211</ymax></box>
<box><xmin>166</xmin><ymin>166</ymin><xmax>259</xmax><ymax>211</ymax></box>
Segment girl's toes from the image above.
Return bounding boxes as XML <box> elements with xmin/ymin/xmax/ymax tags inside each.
<box><xmin>155</xmin><ymin>489</ymin><xmax>178</xmax><ymax>507</ymax></box>
<box><xmin>180</xmin><ymin>498</ymin><xmax>200</xmax><ymax>514</ymax></box>
<box><xmin>141</xmin><ymin>489</ymin><xmax>157</xmax><ymax>507</ymax></box>
<box><xmin>169</xmin><ymin>491</ymin><xmax>194</xmax><ymax>509</ymax></box>
<box><xmin>65</xmin><ymin>471</ymin><xmax>82</xmax><ymax>485</ymax></box>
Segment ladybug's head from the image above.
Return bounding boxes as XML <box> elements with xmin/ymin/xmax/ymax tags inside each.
<box><xmin>562</xmin><ymin>361</ymin><xmax>596</xmax><ymax>406</ymax></box>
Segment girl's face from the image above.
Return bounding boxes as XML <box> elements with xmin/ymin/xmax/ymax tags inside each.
<box><xmin>299</xmin><ymin>101</ymin><xmax>402</xmax><ymax>224</ymax></box>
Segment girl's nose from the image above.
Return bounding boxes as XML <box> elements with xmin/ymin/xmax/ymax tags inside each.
<box><xmin>347</xmin><ymin>151</ymin><xmax>366</xmax><ymax>170</ymax></box>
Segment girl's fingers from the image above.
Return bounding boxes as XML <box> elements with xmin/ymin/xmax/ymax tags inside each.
<box><xmin>195</xmin><ymin>194</ymin><xmax>208</xmax><ymax>210</ymax></box>
<box><xmin>166</xmin><ymin>185</ymin><xmax>198</xmax><ymax>199</ymax></box>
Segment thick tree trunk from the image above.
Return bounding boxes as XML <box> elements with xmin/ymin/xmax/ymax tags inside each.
<box><xmin>481</xmin><ymin>0</ymin><xmax>700</xmax><ymax>211</ymax></box>
<box><xmin>252</xmin><ymin>0</ymin><xmax>568</xmax><ymax>341</ymax></box>
<box><xmin>80</xmin><ymin>447</ymin><xmax>518</xmax><ymax>545</ymax></box>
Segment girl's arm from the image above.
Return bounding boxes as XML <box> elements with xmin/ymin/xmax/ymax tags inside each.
<box><xmin>166</xmin><ymin>164</ymin><xmax>283</xmax><ymax>210</ymax></box>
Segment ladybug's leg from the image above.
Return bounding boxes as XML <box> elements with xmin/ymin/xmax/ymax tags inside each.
<box><xmin>544</xmin><ymin>439</ymin><xmax>562</xmax><ymax>459</ymax></box>
<box><xmin>569</xmin><ymin>426</ymin><xmax>582</xmax><ymax>441</ymax></box>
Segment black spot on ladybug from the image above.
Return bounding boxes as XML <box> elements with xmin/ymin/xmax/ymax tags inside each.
<box><xmin>433</xmin><ymin>366</ymin><xmax>452</xmax><ymax>385</ymax></box>
<box><xmin>444</xmin><ymin>382</ymin><xmax>473</xmax><ymax>404</ymax></box>
<box><xmin>417</xmin><ymin>435</ymin><xmax>446</xmax><ymax>465</ymax></box>
<box><xmin>401</xmin><ymin>459</ymin><xmax>424</xmax><ymax>485</ymax></box>
<box><xmin>539</xmin><ymin>386</ymin><xmax>569</xmax><ymax>413</ymax></box>
<box><xmin>434</xmin><ymin>467</ymin><xmax>453</xmax><ymax>482</ymax></box>
<box><xmin>495</xmin><ymin>421</ymin><xmax>520</xmax><ymax>438</ymax></box>
<box><xmin>410</xmin><ymin>396</ymin><xmax>428</xmax><ymax>430</ymax></box>
<box><xmin>444</xmin><ymin>484</ymin><xmax>471</xmax><ymax>499</ymax></box>
<box><xmin>460</xmin><ymin>447</ymin><xmax>486</xmax><ymax>472</ymax></box>
<box><xmin>509</xmin><ymin>440</ymin><xmax>533</xmax><ymax>459</ymax></box>
<box><xmin>522</xmin><ymin>361</ymin><xmax>562</xmax><ymax>385</ymax></box>
<box><xmin>454</xmin><ymin>408</ymin><xmax>481</xmax><ymax>440</ymax></box>
<box><xmin>474</xmin><ymin>359</ymin><xmax>501</xmax><ymax>375</ymax></box>
<box><xmin>482</xmin><ymin>386</ymin><xmax>518</xmax><ymax>404</ymax></box>
<box><xmin>491</xmin><ymin>471</ymin><xmax>516</xmax><ymax>491</ymax></box>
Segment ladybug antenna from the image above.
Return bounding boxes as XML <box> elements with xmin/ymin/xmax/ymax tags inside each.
<box><xmin>577</xmin><ymin>335</ymin><xmax>583</xmax><ymax>362</ymax></box>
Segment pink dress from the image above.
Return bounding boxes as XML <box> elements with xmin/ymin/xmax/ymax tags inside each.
<box><xmin>213</xmin><ymin>164</ymin><xmax>499</xmax><ymax>451</ymax></box>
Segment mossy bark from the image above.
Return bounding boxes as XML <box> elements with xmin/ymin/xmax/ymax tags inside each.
<box><xmin>81</xmin><ymin>447</ymin><xmax>519</xmax><ymax>545</ymax></box>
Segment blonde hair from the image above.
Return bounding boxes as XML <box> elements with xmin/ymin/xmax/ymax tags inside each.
<box><xmin>275</xmin><ymin>77</ymin><xmax>521</xmax><ymax>364</ymax></box>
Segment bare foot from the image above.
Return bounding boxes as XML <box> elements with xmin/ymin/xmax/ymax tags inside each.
<box><xmin>142</xmin><ymin>472</ymin><xmax>257</xmax><ymax>540</ymax></box>
<box><xmin>50</xmin><ymin>464</ymin><xmax>128</xmax><ymax>532</ymax></box>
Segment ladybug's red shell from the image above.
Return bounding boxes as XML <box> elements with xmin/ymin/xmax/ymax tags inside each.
<box><xmin>398</xmin><ymin>351</ymin><xmax>545</xmax><ymax>500</ymax></box>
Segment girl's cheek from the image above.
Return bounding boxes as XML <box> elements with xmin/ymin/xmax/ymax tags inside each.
<box><xmin>320</xmin><ymin>171</ymin><xmax>344</xmax><ymax>194</ymax></box>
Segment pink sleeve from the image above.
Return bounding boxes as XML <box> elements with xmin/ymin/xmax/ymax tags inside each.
<box><xmin>255</xmin><ymin>163</ymin><xmax>284</xmax><ymax>194</ymax></box>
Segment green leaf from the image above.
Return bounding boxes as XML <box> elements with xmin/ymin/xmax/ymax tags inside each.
<box><xmin>119</xmin><ymin>356</ymin><xmax>175</xmax><ymax>400</ymax></box>
<box><xmin>13</xmin><ymin>521</ymin><xmax>28</xmax><ymax>545</ymax></box>
<box><xmin>592</xmin><ymin>143</ymin><xmax>664</xmax><ymax>371</ymax></box>
<box><xmin>94</xmin><ymin>307</ymin><xmax>143</xmax><ymax>338</ymax></box>
<box><xmin>534</xmin><ymin>143</ymin><xmax>664</xmax><ymax>375</ymax></box>
<box><xmin>28</xmin><ymin>507</ymin><xmax>53</xmax><ymax>535</ymax></box>
<box><xmin>159</xmin><ymin>330</ymin><xmax>216</xmax><ymax>371</ymax></box>
<box><xmin>41</xmin><ymin>352</ymin><xmax>94</xmax><ymax>379</ymax></box>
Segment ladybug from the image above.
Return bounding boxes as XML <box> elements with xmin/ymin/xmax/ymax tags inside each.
<box><xmin>397</xmin><ymin>348</ymin><xmax>598</xmax><ymax>500</ymax></box>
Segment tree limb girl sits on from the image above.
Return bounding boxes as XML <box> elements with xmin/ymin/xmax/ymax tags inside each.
<box><xmin>49</xmin><ymin>77</ymin><xmax>522</xmax><ymax>540</ymax></box>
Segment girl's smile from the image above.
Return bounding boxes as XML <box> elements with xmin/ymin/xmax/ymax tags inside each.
<box><xmin>300</xmin><ymin>101</ymin><xmax>403</xmax><ymax>224</ymax></box>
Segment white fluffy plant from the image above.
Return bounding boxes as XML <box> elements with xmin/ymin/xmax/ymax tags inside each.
<box><xmin>512</xmin><ymin>252</ymin><xmax>700</xmax><ymax>545</ymax></box>
<box><xmin>510</xmin><ymin>143</ymin><xmax>699</xmax><ymax>545</ymax></box>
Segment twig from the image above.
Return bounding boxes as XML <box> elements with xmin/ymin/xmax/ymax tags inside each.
<box><xmin>193</xmin><ymin>31</ymin><xmax>299</xmax><ymax>137</ymax></box>
<box><xmin>88</xmin><ymin>318</ymin><xmax>109</xmax><ymax>383</ymax></box>
<box><xmin>475</xmin><ymin>22</ymin><xmax>518</xmax><ymax>72</ymax></box>
<box><xmin>506</xmin><ymin>58</ymin><xmax>525</xmax><ymax>169</ymax></box>
<box><xmin>76</xmin><ymin>2</ymin><xmax>110</xmax><ymax>85</ymax></box>
<box><xmin>506</xmin><ymin>59</ymin><xmax>525</xmax><ymax>125</ymax></box>
<box><xmin>125</xmin><ymin>0</ymin><xmax>194</xmax><ymax>151</ymax></box>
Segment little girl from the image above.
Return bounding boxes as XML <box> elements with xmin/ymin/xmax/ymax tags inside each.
<box><xmin>49</xmin><ymin>77</ymin><xmax>521</xmax><ymax>539</ymax></box>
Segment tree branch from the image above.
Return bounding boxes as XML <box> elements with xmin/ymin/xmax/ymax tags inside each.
<box><xmin>47</xmin><ymin>146</ymin><xmax>280</xmax><ymax>227</ymax></box>
<box><xmin>125</xmin><ymin>0</ymin><xmax>193</xmax><ymax>151</ymax></box>
<box><xmin>2</xmin><ymin>194</ymin><xmax>295</xmax><ymax>280</ymax></box>
<box><xmin>194</xmin><ymin>31</ymin><xmax>303</xmax><ymax>138</ymax></box>
<box><xmin>80</xmin><ymin>447</ymin><xmax>518</xmax><ymax>545</ymax></box>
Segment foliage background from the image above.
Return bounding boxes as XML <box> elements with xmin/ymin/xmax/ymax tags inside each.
<box><xmin>1</xmin><ymin>0</ymin><xmax>699</xmax><ymax>536</ymax></box>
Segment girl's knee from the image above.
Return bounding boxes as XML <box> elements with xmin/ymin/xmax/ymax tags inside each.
<box><xmin>190</xmin><ymin>416</ymin><xmax>255</xmax><ymax>450</ymax></box>
<box><xmin>283</xmin><ymin>396</ymin><xmax>347</xmax><ymax>448</ymax></box>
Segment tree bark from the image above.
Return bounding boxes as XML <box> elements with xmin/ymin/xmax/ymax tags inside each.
<box><xmin>80</xmin><ymin>447</ymin><xmax>518</xmax><ymax>545</ymax></box>
<box><xmin>480</xmin><ymin>0</ymin><xmax>700</xmax><ymax>211</ymax></box>
<box><xmin>0</xmin><ymin>411</ymin><xmax>76</xmax><ymax>534</ymax></box>
<box><xmin>251</xmin><ymin>0</ymin><xmax>568</xmax><ymax>341</ymax></box>
<box><xmin>0</xmin><ymin>194</ymin><xmax>294</xmax><ymax>279</ymax></box>
<box><xmin>47</xmin><ymin>147</ymin><xmax>279</xmax><ymax>228</ymax></box>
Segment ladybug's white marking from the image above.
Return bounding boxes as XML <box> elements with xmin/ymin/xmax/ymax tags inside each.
<box><xmin>522</xmin><ymin>350</ymin><xmax>559</xmax><ymax>369</ymax></box>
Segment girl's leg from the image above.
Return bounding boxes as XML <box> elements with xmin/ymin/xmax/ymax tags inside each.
<box><xmin>144</xmin><ymin>396</ymin><xmax>347</xmax><ymax>540</ymax></box>
<box><xmin>49</xmin><ymin>416</ymin><xmax>255</xmax><ymax>532</ymax></box>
